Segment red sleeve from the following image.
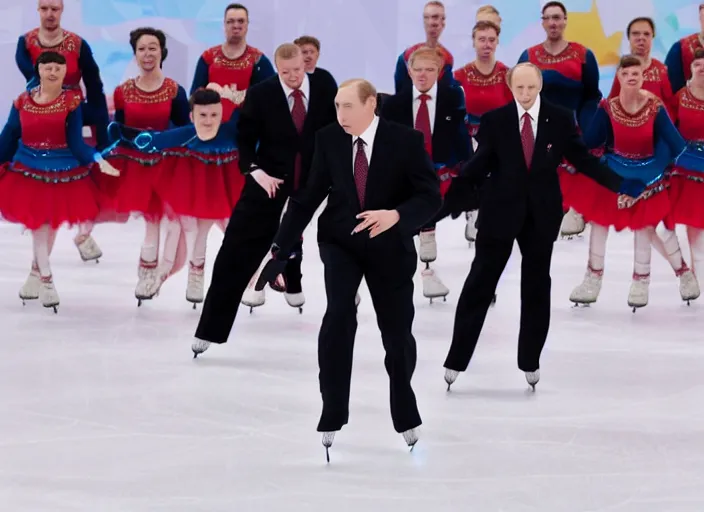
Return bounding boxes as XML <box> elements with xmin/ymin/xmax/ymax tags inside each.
<box><xmin>112</xmin><ymin>85</ymin><xmax>124</xmax><ymax>111</ymax></box>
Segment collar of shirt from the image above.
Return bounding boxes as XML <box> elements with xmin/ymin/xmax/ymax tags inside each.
<box><xmin>516</xmin><ymin>94</ymin><xmax>541</xmax><ymax>122</ymax></box>
<box><xmin>353</xmin><ymin>115</ymin><xmax>379</xmax><ymax>147</ymax></box>
<box><xmin>280</xmin><ymin>74</ymin><xmax>310</xmax><ymax>105</ymax></box>
<box><xmin>413</xmin><ymin>82</ymin><xmax>437</xmax><ymax>102</ymax></box>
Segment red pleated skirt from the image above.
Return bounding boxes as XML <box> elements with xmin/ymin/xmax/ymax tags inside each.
<box><xmin>103</xmin><ymin>147</ymin><xmax>164</xmax><ymax>221</ymax></box>
<box><xmin>155</xmin><ymin>148</ymin><xmax>243</xmax><ymax>220</ymax></box>
<box><xmin>0</xmin><ymin>162</ymin><xmax>102</xmax><ymax>230</ymax></box>
<box><xmin>665</xmin><ymin>167</ymin><xmax>704</xmax><ymax>229</ymax></box>
<box><xmin>562</xmin><ymin>170</ymin><xmax>670</xmax><ymax>231</ymax></box>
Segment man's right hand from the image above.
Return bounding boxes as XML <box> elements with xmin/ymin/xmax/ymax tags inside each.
<box><xmin>251</xmin><ymin>169</ymin><xmax>284</xmax><ymax>198</ymax></box>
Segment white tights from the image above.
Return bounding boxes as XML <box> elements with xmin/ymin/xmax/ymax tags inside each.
<box><xmin>687</xmin><ymin>227</ymin><xmax>704</xmax><ymax>278</ymax></box>
<box><xmin>31</xmin><ymin>225</ymin><xmax>58</xmax><ymax>278</ymax></box>
<box><xmin>587</xmin><ymin>223</ymin><xmax>654</xmax><ymax>276</ymax></box>
<box><xmin>181</xmin><ymin>217</ymin><xmax>213</xmax><ymax>267</ymax></box>
<box><xmin>650</xmin><ymin>227</ymin><xmax>686</xmax><ymax>274</ymax></box>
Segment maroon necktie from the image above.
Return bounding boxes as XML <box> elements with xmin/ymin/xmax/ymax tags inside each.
<box><xmin>354</xmin><ymin>137</ymin><xmax>368</xmax><ymax>208</ymax></box>
<box><xmin>290</xmin><ymin>89</ymin><xmax>306</xmax><ymax>189</ymax></box>
<box><xmin>415</xmin><ymin>93</ymin><xmax>433</xmax><ymax>156</ymax></box>
<box><xmin>520</xmin><ymin>112</ymin><xmax>534</xmax><ymax>170</ymax></box>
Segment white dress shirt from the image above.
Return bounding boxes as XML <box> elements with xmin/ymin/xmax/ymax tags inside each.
<box><xmin>280</xmin><ymin>73</ymin><xmax>310</xmax><ymax>111</ymax></box>
<box><xmin>352</xmin><ymin>115</ymin><xmax>379</xmax><ymax>171</ymax></box>
<box><xmin>412</xmin><ymin>82</ymin><xmax>437</xmax><ymax>134</ymax></box>
<box><xmin>515</xmin><ymin>95</ymin><xmax>540</xmax><ymax>138</ymax></box>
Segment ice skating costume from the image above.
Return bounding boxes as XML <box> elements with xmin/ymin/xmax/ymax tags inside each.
<box><xmin>104</xmin><ymin>77</ymin><xmax>189</xmax><ymax>221</ymax></box>
<box><xmin>666</xmin><ymin>87</ymin><xmax>704</xmax><ymax>229</ymax></box>
<box><xmin>452</xmin><ymin>61</ymin><xmax>512</xmax><ymax>138</ymax></box>
<box><xmin>113</xmin><ymin>115</ymin><xmax>242</xmax><ymax>221</ymax></box>
<box><xmin>608</xmin><ymin>59</ymin><xmax>675</xmax><ymax>115</ymax></box>
<box><xmin>190</xmin><ymin>45</ymin><xmax>275</xmax><ymax>121</ymax></box>
<box><xmin>564</xmin><ymin>96</ymin><xmax>686</xmax><ymax>232</ymax></box>
<box><xmin>0</xmin><ymin>89</ymin><xmax>105</xmax><ymax>230</ymax></box>
<box><xmin>665</xmin><ymin>34</ymin><xmax>704</xmax><ymax>93</ymax></box>
<box><xmin>395</xmin><ymin>42</ymin><xmax>454</xmax><ymax>93</ymax></box>
<box><xmin>15</xmin><ymin>28</ymin><xmax>109</xmax><ymax>146</ymax></box>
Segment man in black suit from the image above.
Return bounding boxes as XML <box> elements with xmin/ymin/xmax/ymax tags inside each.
<box><xmin>191</xmin><ymin>43</ymin><xmax>337</xmax><ymax>356</ymax></box>
<box><xmin>442</xmin><ymin>63</ymin><xmax>645</xmax><ymax>391</ymax></box>
<box><xmin>257</xmin><ymin>78</ymin><xmax>441</xmax><ymax>459</ymax></box>
<box><xmin>381</xmin><ymin>46</ymin><xmax>471</xmax><ymax>302</ymax></box>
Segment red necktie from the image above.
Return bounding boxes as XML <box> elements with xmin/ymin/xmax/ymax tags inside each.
<box><xmin>415</xmin><ymin>93</ymin><xmax>433</xmax><ymax>156</ymax></box>
<box><xmin>290</xmin><ymin>89</ymin><xmax>306</xmax><ymax>189</ymax></box>
<box><xmin>520</xmin><ymin>112</ymin><xmax>534</xmax><ymax>170</ymax></box>
<box><xmin>354</xmin><ymin>138</ymin><xmax>368</xmax><ymax>208</ymax></box>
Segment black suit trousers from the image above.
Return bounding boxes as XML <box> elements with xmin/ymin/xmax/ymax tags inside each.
<box><xmin>195</xmin><ymin>179</ymin><xmax>289</xmax><ymax>344</ymax></box>
<box><xmin>317</xmin><ymin>235</ymin><xmax>422</xmax><ymax>433</ymax></box>
<box><xmin>444</xmin><ymin>212</ymin><xmax>554</xmax><ymax>372</ymax></box>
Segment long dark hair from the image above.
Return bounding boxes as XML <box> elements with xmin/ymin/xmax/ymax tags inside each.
<box><xmin>129</xmin><ymin>27</ymin><xmax>168</xmax><ymax>65</ymax></box>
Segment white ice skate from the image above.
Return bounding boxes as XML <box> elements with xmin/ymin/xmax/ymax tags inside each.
<box><xmin>191</xmin><ymin>338</ymin><xmax>211</xmax><ymax>358</ymax></box>
<box><xmin>186</xmin><ymin>263</ymin><xmax>205</xmax><ymax>309</ymax></box>
<box><xmin>284</xmin><ymin>291</ymin><xmax>305</xmax><ymax>312</ymax></box>
<box><xmin>628</xmin><ymin>274</ymin><xmax>650</xmax><ymax>312</ymax></box>
<box><xmin>242</xmin><ymin>286</ymin><xmax>265</xmax><ymax>312</ymax></box>
<box><xmin>569</xmin><ymin>269</ymin><xmax>603</xmax><ymax>306</ymax></box>
<box><xmin>402</xmin><ymin>428</ymin><xmax>419</xmax><ymax>450</ymax></box>
<box><xmin>677</xmin><ymin>268</ymin><xmax>700</xmax><ymax>305</ymax></box>
<box><xmin>559</xmin><ymin>208</ymin><xmax>585</xmax><ymax>239</ymax></box>
<box><xmin>135</xmin><ymin>259</ymin><xmax>159</xmax><ymax>306</ymax></box>
<box><xmin>465</xmin><ymin>211</ymin><xmax>477</xmax><ymax>244</ymax></box>
<box><xmin>39</xmin><ymin>276</ymin><xmax>59</xmax><ymax>313</ymax></box>
<box><xmin>525</xmin><ymin>370</ymin><xmax>540</xmax><ymax>391</ymax></box>
<box><xmin>418</xmin><ymin>230</ymin><xmax>437</xmax><ymax>263</ymax></box>
<box><xmin>422</xmin><ymin>267</ymin><xmax>449</xmax><ymax>302</ymax></box>
<box><xmin>444</xmin><ymin>368</ymin><xmax>459</xmax><ymax>390</ymax></box>
<box><xmin>75</xmin><ymin>234</ymin><xmax>102</xmax><ymax>263</ymax></box>
<box><xmin>19</xmin><ymin>265</ymin><xmax>40</xmax><ymax>304</ymax></box>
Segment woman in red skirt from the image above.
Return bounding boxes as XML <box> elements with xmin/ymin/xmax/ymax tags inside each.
<box><xmin>0</xmin><ymin>51</ymin><xmax>119</xmax><ymax>311</ymax></box>
<box><xmin>566</xmin><ymin>55</ymin><xmax>698</xmax><ymax>310</ymax></box>
<box><xmin>103</xmin><ymin>27</ymin><xmax>190</xmax><ymax>303</ymax></box>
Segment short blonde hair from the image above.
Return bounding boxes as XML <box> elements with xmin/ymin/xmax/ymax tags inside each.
<box><xmin>339</xmin><ymin>78</ymin><xmax>377</xmax><ymax>104</ymax></box>
<box><xmin>408</xmin><ymin>46</ymin><xmax>443</xmax><ymax>68</ymax></box>
<box><xmin>476</xmin><ymin>5</ymin><xmax>499</xmax><ymax>16</ymax></box>
<box><xmin>507</xmin><ymin>62</ymin><xmax>543</xmax><ymax>87</ymax></box>
<box><xmin>472</xmin><ymin>20</ymin><xmax>500</xmax><ymax>38</ymax></box>
<box><xmin>425</xmin><ymin>1</ymin><xmax>445</xmax><ymax>9</ymax></box>
<box><xmin>274</xmin><ymin>43</ymin><xmax>301</xmax><ymax>61</ymax></box>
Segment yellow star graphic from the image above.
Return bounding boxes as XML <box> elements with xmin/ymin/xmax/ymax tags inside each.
<box><xmin>564</xmin><ymin>0</ymin><xmax>623</xmax><ymax>65</ymax></box>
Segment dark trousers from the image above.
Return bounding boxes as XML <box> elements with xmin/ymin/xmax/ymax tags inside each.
<box><xmin>420</xmin><ymin>196</ymin><xmax>454</xmax><ymax>232</ymax></box>
<box><xmin>443</xmin><ymin>213</ymin><xmax>553</xmax><ymax>372</ymax></box>
<box><xmin>317</xmin><ymin>237</ymin><xmax>421</xmax><ymax>433</ymax></box>
<box><xmin>195</xmin><ymin>179</ymin><xmax>288</xmax><ymax>344</ymax></box>
<box><xmin>283</xmin><ymin>239</ymin><xmax>304</xmax><ymax>294</ymax></box>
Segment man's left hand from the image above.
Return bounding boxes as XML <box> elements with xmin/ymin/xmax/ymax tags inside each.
<box><xmin>353</xmin><ymin>209</ymin><xmax>400</xmax><ymax>238</ymax></box>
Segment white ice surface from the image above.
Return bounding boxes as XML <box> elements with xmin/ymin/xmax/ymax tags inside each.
<box><xmin>1</xmin><ymin>218</ymin><xmax>703</xmax><ymax>511</ymax></box>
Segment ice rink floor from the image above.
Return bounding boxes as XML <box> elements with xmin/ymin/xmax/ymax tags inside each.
<box><xmin>1</xmin><ymin>217</ymin><xmax>703</xmax><ymax>511</ymax></box>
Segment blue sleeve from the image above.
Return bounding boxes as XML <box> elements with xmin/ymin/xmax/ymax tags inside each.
<box><xmin>190</xmin><ymin>56</ymin><xmax>209</xmax><ymax>95</ymax></box>
<box><xmin>65</xmin><ymin>108</ymin><xmax>99</xmax><ymax>166</ymax></box>
<box><xmin>0</xmin><ymin>106</ymin><xmax>21</xmax><ymax>163</ymax></box>
<box><xmin>15</xmin><ymin>36</ymin><xmax>34</xmax><ymax>83</ymax></box>
<box><xmin>117</xmin><ymin>124</ymin><xmax>196</xmax><ymax>152</ymax></box>
<box><xmin>218</xmin><ymin>108</ymin><xmax>239</xmax><ymax>142</ymax></box>
<box><xmin>78</xmin><ymin>40</ymin><xmax>109</xmax><ymax>124</ymax></box>
<box><xmin>250</xmin><ymin>54</ymin><xmax>276</xmax><ymax>86</ymax></box>
<box><xmin>517</xmin><ymin>49</ymin><xmax>529</xmax><ymax>64</ymax></box>
<box><xmin>439</xmin><ymin>63</ymin><xmax>458</xmax><ymax>89</ymax></box>
<box><xmin>579</xmin><ymin>50</ymin><xmax>602</xmax><ymax>129</ymax></box>
<box><xmin>581</xmin><ymin>106</ymin><xmax>610</xmax><ymax>149</ymax></box>
<box><xmin>665</xmin><ymin>42</ymin><xmax>686</xmax><ymax>94</ymax></box>
<box><xmin>654</xmin><ymin>107</ymin><xmax>686</xmax><ymax>159</ymax></box>
<box><xmin>170</xmin><ymin>85</ymin><xmax>191</xmax><ymax>127</ymax></box>
<box><xmin>453</xmin><ymin>88</ymin><xmax>472</xmax><ymax>161</ymax></box>
<box><xmin>394</xmin><ymin>53</ymin><xmax>410</xmax><ymax>94</ymax></box>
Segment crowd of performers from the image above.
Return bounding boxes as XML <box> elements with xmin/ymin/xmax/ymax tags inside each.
<box><xmin>2</xmin><ymin>0</ymin><xmax>704</xmax><ymax>314</ymax></box>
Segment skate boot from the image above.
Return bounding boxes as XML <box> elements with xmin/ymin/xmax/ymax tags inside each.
<box><xmin>191</xmin><ymin>338</ymin><xmax>211</xmax><ymax>358</ymax></box>
<box><xmin>418</xmin><ymin>229</ymin><xmax>437</xmax><ymax>263</ymax></box>
<box><xmin>242</xmin><ymin>269</ymin><xmax>266</xmax><ymax>313</ymax></box>
<box><xmin>628</xmin><ymin>273</ymin><xmax>650</xmax><ymax>312</ymax></box>
<box><xmin>186</xmin><ymin>262</ymin><xmax>205</xmax><ymax>309</ymax></box>
<box><xmin>421</xmin><ymin>267</ymin><xmax>449</xmax><ymax>303</ymax></box>
<box><xmin>560</xmin><ymin>208</ymin><xmax>585</xmax><ymax>239</ymax></box>
<box><xmin>39</xmin><ymin>275</ymin><xmax>59</xmax><ymax>313</ymax></box>
<box><xmin>465</xmin><ymin>211</ymin><xmax>477</xmax><ymax>244</ymax></box>
<box><xmin>675</xmin><ymin>263</ymin><xmax>700</xmax><ymax>305</ymax></box>
<box><xmin>569</xmin><ymin>267</ymin><xmax>603</xmax><ymax>306</ymax></box>
<box><xmin>525</xmin><ymin>370</ymin><xmax>540</xmax><ymax>391</ymax></box>
<box><xmin>402</xmin><ymin>428</ymin><xmax>419</xmax><ymax>450</ymax></box>
<box><xmin>19</xmin><ymin>263</ymin><xmax>41</xmax><ymax>304</ymax></box>
<box><xmin>135</xmin><ymin>259</ymin><xmax>159</xmax><ymax>306</ymax></box>
<box><xmin>444</xmin><ymin>368</ymin><xmax>459</xmax><ymax>391</ymax></box>
<box><xmin>75</xmin><ymin>234</ymin><xmax>102</xmax><ymax>263</ymax></box>
<box><xmin>283</xmin><ymin>257</ymin><xmax>305</xmax><ymax>313</ymax></box>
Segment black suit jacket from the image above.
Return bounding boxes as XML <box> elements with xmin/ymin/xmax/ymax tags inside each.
<box><xmin>380</xmin><ymin>84</ymin><xmax>471</xmax><ymax>167</ymax></box>
<box><xmin>274</xmin><ymin>118</ymin><xmax>441</xmax><ymax>253</ymax></box>
<box><xmin>237</xmin><ymin>73</ymin><xmax>337</xmax><ymax>188</ymax></box>
<box><xmin>454</xmin><ymin>98</ymin><xmax>623</xmax><ymax>241</ymax></box>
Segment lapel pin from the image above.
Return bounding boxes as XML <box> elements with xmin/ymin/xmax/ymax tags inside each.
<box><xmin>445</xmin><ymin>116</ymin><xmax>451</xmax><ymax>120</ymax></box>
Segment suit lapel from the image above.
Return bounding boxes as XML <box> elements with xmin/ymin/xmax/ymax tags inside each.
<box><xmin>401</xmin><ymin>90</ymin><xmax>414</xmax><ymax>128</ymax></box>
<box><xmin>364</xmin><ymin>119</ymin><xmax>390</xmax><ymax>207</ymax></box>
<box><xmin>508</xmin><ymin>104</ymin><xmax>525</xmax><ymax>169</ymax></box>
<box><xmin>302</xmin><ymin>74</ymin><xmax>316</xmax><ymax>133</ymax></box>
<box><xmin>334</xmin><ymin>129</ymin><xmax>358</xmax><ymax>208</ymax></box>
<box><xmin>274</xmin><ymin>80</ymin><xmax>298</xmax><ymax>135</ymax></box>
<box><xmin>431</xmin><ymin>87</ymin><xmax>446</xmax><ymax>149</ymax></box>
<box><xmin>529</xmin><ymin>103</ymin><xmax>549</xmax><ymax>169</ymax></box>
